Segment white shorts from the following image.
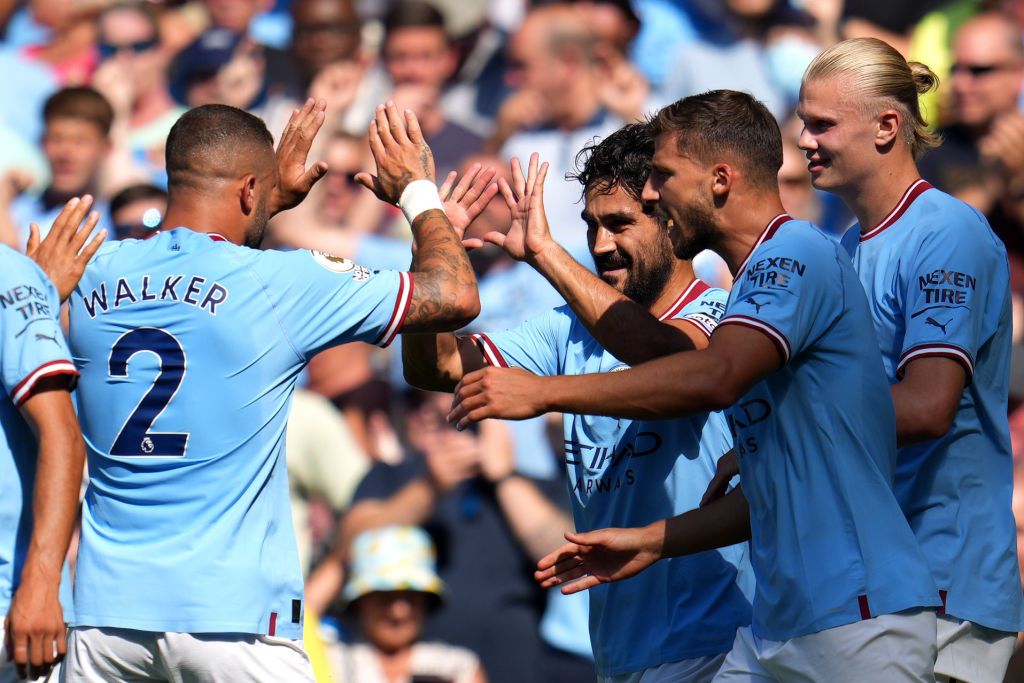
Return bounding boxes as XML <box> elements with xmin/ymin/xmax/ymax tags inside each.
<box><xmin>61</xmin><ymin>626</ymin><xmax>314</xmax><ymax>683</ymax></box>
<box><xmin>934</xmin><ymin>614</ymin><xmax>1016</xmax><ymax>683</ymax></box>
<box><xmin>0</xmin><ymin>624</ymin><xmax>62</xmax><ymax>683</ymax></box>
<box><xmin>599</xmin><ymin>653</ymin><xmax>727</xmax><ymax>683</ymax></box>
<box><xmin>713</xmin><ymin>608</ymin><xmax>937</xmax><ymax>683</ymax></box>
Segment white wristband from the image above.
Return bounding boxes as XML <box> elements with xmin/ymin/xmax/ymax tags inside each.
<box><xmin>399</xmin><ymin>179</ymin><xmax>445</xmax><ymax>224</ymax></box>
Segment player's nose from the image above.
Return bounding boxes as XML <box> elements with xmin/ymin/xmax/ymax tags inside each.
<box><xmin>641</xmin><ymin>175</ymin><xmax>659</xmax><ymax>203</ymax></box>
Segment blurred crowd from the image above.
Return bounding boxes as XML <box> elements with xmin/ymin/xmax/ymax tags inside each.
<box><xmin>2</xmin><ymin>0</ymin><xmax>1024</xmax><ymax>681</ymax></box>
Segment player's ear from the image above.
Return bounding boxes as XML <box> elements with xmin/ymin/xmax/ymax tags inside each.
<box><xmin>710</xmin><ymin>162</ymin><xmax>733</xmax><ymax>204</ymax></box>
<box><xmin>240</xmin><ymin>175</ymin><xmax>257</xmax><ymax>216</ymax></box>
<box><xmin>875</xmin><ymin>109</ymin><xmax>900</xmax><ymax>149</ymax></box>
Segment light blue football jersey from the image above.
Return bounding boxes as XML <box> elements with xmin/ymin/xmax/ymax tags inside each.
<box><xmin>840</xmin><ymin>180</ymin><xmax>1024</xmax><ymax>632</ymax></box>
<box><xmin>0</xmin><ymin>245</ymin><xmax>78</xmax><ymax>618</ymax></box>
<box><xmin>719</xmin><ymin>215</ymin><xmax>939</xmax><ymax>641</ymax></box>
<box><xmin>67</xmin><ymin>229</ymin><xmax>412</xmax><ymax>638</ymax></box>
<box><xmin>473</xmin><ymin>279</ymin><xmax>754</xmax><ymax>677</ymax></box>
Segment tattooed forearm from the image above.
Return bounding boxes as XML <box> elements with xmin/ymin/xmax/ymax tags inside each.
<box><xmin>402</xmin><ymin>209</ymin><xmax>479</xmax><ymax>332</ymax></box>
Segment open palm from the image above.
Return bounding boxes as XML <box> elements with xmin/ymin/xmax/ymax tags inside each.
<box><xmin>485</xmin><ymin>153</ymin><xmax>555</xmax><ymax>262</ymax></box>
<box><xmin>438</xmin><ymin>163</ymin><xmax>498</xmax><ymax>240</ymax></box>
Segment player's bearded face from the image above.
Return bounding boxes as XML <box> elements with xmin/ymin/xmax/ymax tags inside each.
<box><xmin>593</xmin><ymin>213</ymin><xmax>675</xmax><ymax>307</ymax></box>
<box><xmin>665</xmin><ymin>192</ymin><xmax>720</xmax><ymax>261</ymax></box>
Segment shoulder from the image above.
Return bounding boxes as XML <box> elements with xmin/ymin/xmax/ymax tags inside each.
<box><xmin>904</xmin><ymin>188</ymin><xmax>1006</xmax><ymax>261</ymax></box>
<box><xmin>760</xmin><ymin>219</ymin><xmax>840</xmax><ymax>264</ymax></box>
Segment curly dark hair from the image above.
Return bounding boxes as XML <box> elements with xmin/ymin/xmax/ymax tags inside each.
<box><xmin>567</xmin><ymin>122</ymin><xmax>654</xmax><ymax>202</ymax></box>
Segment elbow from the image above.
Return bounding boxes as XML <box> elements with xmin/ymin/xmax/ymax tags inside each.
<box><xmin>906</xmin><ymin>404</ymin><xmax>956</xmax><ymax>442</ymax></box>
<box><xmin>402</xmin><ymin>363</ymin><xmax>456</xmax><ymax>393</ymax></box>
<box><xmin>446</xmin><ymin>288</ymin><xmax>480</xmax><ymax>330</ymax></box>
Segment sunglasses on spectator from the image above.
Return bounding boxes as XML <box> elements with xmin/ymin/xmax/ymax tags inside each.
<box><xmin>950</xmin><ymin>62</ymin><xmax>1019</xmax><ymax>77</ymax></box>
<box><xmin>99</xmin><ymin>38</ymin><xmax>158</xmax><ymax>59</ymax></box>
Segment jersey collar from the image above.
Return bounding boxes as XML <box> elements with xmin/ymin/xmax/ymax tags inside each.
<box><xmin>733</xmin><ymin>213</ymin><xmax>794</xmax><ymax>283</ymax></box>
<box><xmin>144</xmin><ymin>230</ymin><xmax>230</xmax><ymax>242</ymax></box>
<box><xmin>859</xmin><ymin>179</ymin><xmax>933</xmax><ymax>242</ymax></box>
<box><xmin>658</xmin><ymin>278</ymin><xmax>710</xmax><ymax>321</ymax></box>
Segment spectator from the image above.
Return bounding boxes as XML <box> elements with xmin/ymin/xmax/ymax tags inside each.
<box><xmin>322</xmin><ymin>391</ymin><xmax>581</xmax><ymax>683</ymax></box>
<box><xmin>0</xmin><ymin>87</ymin><xmax>112</xmax><ymax>250</ymax></box>
<box><xmin>662</xmin><ymin>0</ymin><xmax>820</xmax><ymax>120</ymax></box>
<box><xmin>919</xmin><ymin>11</ymin><xmax>1024</xmax><ymax>203</ymax></box>
<box><xmin>289</xmin><ymin>0</ymin><xmax>363</xmax><ymax>91</ymax></box>
<box><xmin>497</xmin><ymin>4</ymin><xmax>625</xmax><ymax>255</ymax></box>
<box><xmin>379</xmin><ymin>1</ymin><xmax>484</xmax><ymax>179</ymax></box>
<box><xmin>328</xmin><ymin>525</ymin><xmax>486</xmax><ymax>683</ymax></box>
<box><xmin>109</xmin><ymin>183</ymin><xmax>166</xmax><ymax>241</ymax></box>
<box><xmin>92</xmin><ymin>2</ymin><xmax>185</xmax><ymax>190</ymax></box>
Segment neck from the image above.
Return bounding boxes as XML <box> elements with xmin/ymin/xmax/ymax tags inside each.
<box><xmin>717</xmin><ymin>190</ymin><xmax>788</xmax><ymax>275</ymax></box>
<box><xmin>162</xmin><ymin>191</ymin><xmax>246</xmax><ymax>245</ymax></box>
<box><xmin>647</xmin><ymin>260</ymin><xmax>697</xmax><ymax>316</ymax></box>
<box><xmin>843</xmin><ymin>156</ymin><xmax>921</xmax><ymax>231</ymax></box>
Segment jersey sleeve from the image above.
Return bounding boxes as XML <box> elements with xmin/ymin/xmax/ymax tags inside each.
<box><xmin>0</xmin><ymin>252</ymin><xmax>77</xmax><ymax>406</ymax></box>
<box><xmin>674</xmin><ymin>286</ymin><xmax>729</xmax><ymax>338</ymax></box>
<box><xmin>252</xmin><ymin>249</ymin><xmax>413</xmax><ymax>358</ymax></box>
<box><xmin>469</xmin><ymin>306</ymin><xmax>572</xmax><ymax>377</ymax></box>
<box><xmin>896</xmin><ymin>220</ymin><xmax>1003</xmax><ymax>381</ymax></box>
<box><xmin>717</xmin><ymin>233</ymin><xmax>836</xmax><ymax>364</ymax></box>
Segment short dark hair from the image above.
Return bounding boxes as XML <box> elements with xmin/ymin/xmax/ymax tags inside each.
<box><xmin>43</xmin><ymin>87</ymin><xmax>115</xmax><ymax>136</ymax></box>
<box><xmin>110</xmin><ymin>183</ymin><xmax>167</xmax><ymax>216</ymax></box>
<box><xmin>650</xmin><ymin>90</ymin><xmax>783</xmax><ymax>189</ymax></box>
<box><xmin>383</xmin><ymin>1</ymin><xmax>446</xmax><ymax>37</ymax></box>
<box><xmin>568</xmin><ymin>122</ymin><xmax>654</xmax><ymax>202</ymax></box>
<box><xmin>165</xmin><ymin>105</ymin><xmax>274</xmax><ymax>190</ymax></box>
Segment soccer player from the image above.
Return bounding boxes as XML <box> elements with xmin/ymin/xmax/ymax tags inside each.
<box><xmin>449</xmin><ymin>91</ymin><xmax>941</xmax><ymax>682</ymax></box>
<box><xmin>1</xmin><ymin>198</ymin><xmax>103</xmax><ymax>683</ymax></box>
<box><xmin>60</xmin><ymin>100</ymin><xmax>480</xmax><ymax>681</ymax></box>
<box><xmin>798</xmin><ymin>38</ymin><xmax>1023</xmax><ymax>682</ymax></box>
<box><xmin>404</xmin><ymin>124</ymin><xmax>753</xmax><ymax>682</ymax></box>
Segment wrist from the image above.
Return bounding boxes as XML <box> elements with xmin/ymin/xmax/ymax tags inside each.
<box><xmin>399</xmin><ymin>179</ymin><xmax>445</xmax><ymax>224</ymax></box>
<box><xmin>641</xmin><ymin>519</ymin><xmax>666</xmax><ymax>559</ymax></box>
<box><xmin>488</xmin><ymin>470</ymin><xmax>519</xmax><ymax>487</ymax></box>
<box><xmin>527</xmin><ymin>239</ymin><xmax>566</xmax><ymax>271</ymax></box>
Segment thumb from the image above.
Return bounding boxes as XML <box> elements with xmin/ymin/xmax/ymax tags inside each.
<box><xmin>304</xmin><ymin>161</ymin><xmax>329</xmax><ymax>189</ymax></box>
<box><xmin>462</xmin><ymin>238</ymin><xmax>485</xmax><ymax>250</ymax></box>
<box><xmin>26</xmin><ymin>223</ymin><xmax>40</xmax><ymax>255</ymax></box>
<box><xmin>564</xmin><ymin>530</ymin><xmax>599</xmax><ymax>546</ymax></box>
<box><xmin>354</xmin><ymin>172</ymin><xmax>384</xmax><ymax>198</ymax></box>
<box><xmin>482</xmin><ymin>231</ymin><xmax>507</xmax><ymax>249</ymax></box>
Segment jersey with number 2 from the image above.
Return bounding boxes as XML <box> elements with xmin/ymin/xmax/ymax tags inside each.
<box><xmin>68</xmin><ymin>229</ymin><xmax>412</xmax><ymax>639</ymax></box>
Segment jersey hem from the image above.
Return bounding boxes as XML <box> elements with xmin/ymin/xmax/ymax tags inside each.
<box><xmin>70</xmin><ymin>616</ymin><xmax>303</xmax><ymax>639</ymax></box>
<box><xmin>751</xmin><ymin>594</ymin><xmax>942</xmax><ymax>642</ymax></box>
<box><xmin>470</xmin><ymin>333</ymin><xmax>509</xmax><ymax>367</ymax></box>
<box><xmin>12</xmin><ymin>360</ymin><xmax>79</xmax><ymax>406</ymax></box>
<box><xmin>378</xmin><ymin>271</ymin><xmax>413</xmax><ymax>348</ymax></box>
<box><xmin>717</xmin><ymin>316</ymin><xmax>791</xmax><ymax>363</ymax></box>
<box><xmin>896</xmin><ymin>343</ymin><xmax>974</xmax><ymax>381</ymax></box>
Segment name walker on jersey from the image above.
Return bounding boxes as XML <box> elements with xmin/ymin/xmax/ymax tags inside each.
<box><xmin>81</xmin><ymin>275</ymin><xmax>229</xmax><ymax>318</ymax></box>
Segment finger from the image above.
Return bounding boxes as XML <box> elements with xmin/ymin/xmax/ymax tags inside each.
<box><xmin>498</xmin><ymin>177</ymin><xmax>518</xmax><ymax>211</ymax></box>
<box><xmin>292</xmin><ymin>100</ymin><xmax>327</xmax><ymax>161</ymax></box>
<box><xmin>468</xmin><ymin>182</ymin><xmax>500</xmax><ymax>218</ymax></box>
<box><xmin>438</xmin><ymin>171</ymin><xmax>458</xmax><ymax>200</ymax></box>
<box><xmin>367</xmin><ymin>120</ymin><xmax>386</xmax><ymax>163</ymax></box>
<box><xmin>539</xmin><ymin>564</ymin><xmax>589</xmax><ymax>588</ymax></box>
<box><xmin>464</xmin><ymin>166</ymin><xmax>495</xmax><ymax>205</ymax></box>
<box><xmin>525</xmin><ymin>153</ymin><xmax>539</xmax><ymax>198</ymax></box>
<box><xmin>64</xmin><ymin>195</ymin><xmax>95</xmax><ymax>244</ymax></box>
<box><xmin>510</xmin><ymin>157</ymin><xmax>526</xmax><ymax>198</ymax></box>
<box><xmin>375</xmin><ymin>104</ymin><xmax>396</xmax><ymax>148</ymax></box>
<box><xmin>56</xmin><ymin>627</ymin><xmax>66</xmax><ymax>658</ymax></box>
<box><xmin>30</xmin><ymin>631</ymin><xmax>43</xmax><ymax>668</ymax></box>
<box><xmin>26</xmin><ymin>223</ymin><xmax>40</xmax><ymax>255</ymax></box>
<box><xmin>70</xmin><ymin>211</ymin><xmax>100</xmax><ymax>252</ymax></box>
<box><xmin>404</xmin><ymin>107</ymin><xmax>425</xmax><ymax>146</ymax></box>
<box><xmin>452</xmin><ymin>163</ymin><xmax>482</xmax><ymax>202</ymax></box>
<box><xmin>299</xmin><ymin>160</ymin><xmax>329</xmax><ymax>193</ymax></box>
<box><xmin>354</xmin><ymin>172</ymin><xmax>385</xmax><ymax>199</ymax></box>
<box><xmin>481</xmin><ymin>231</ymin><xmax>507</xmax><ymax>249</ymax></box>
<box><xmin>78</xmin><ymin>228</ymin><xmax>108</xmax><ymax>264</ymax></box>
<box><xmin>564</xmin><ymin>530</ymin><xmax>600</xmax><ymax>546</ymax></box>
<box><xmin>385</xmin><ymin>101</ymin><xmax>410</xmax><ymax>145</ymax></box>
<box><xmin>461</xmin><ymin>238</ymin><xmax>485</xmax><ymax>250</ymax></box>
<box><xmin>47</xmin><ymin>197</ymin><xmax>80</xmax><ymax>243</ymax></box>
<box><xmin>532</xmin><ymin>162</ymin><xmax>549</xmax><ymax>209</ymax></box>
<box><xmin>537</xmin><ymin>544</ymin><xmax>581</xmax><ymax>571</ymax></box>
<box><xmin>561</xmin><ymin>575</ymin><xmax>601</xmax><ymax>595</ymax></box>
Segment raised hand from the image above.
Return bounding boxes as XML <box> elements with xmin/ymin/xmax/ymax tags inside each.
<box><xmin>485</xmin><ymin>154</ymin><xmax>556</xmax><ymax>263</ymax></box>
<box><xmin>27</xmin><ymin>195</ymin><xmax>106</xmax><ymax>302</ymax></box>
<box><xmin>271</xmin><ymin>98</ymin><xmax>329</xmax><ymax>215</ymax></box>
<box><xmin>355</xmin><ymin>102</ymin><xmax>436</xmax><ymax>205</ymax></box>
<box><xmin>447</xmin><ymin>366</ymin><xmax>548</xmax><ymax>430</ymax></box>
<box><xmin>534</xmin><ymin>526</ymin><xmax>663</xmax><ymax>595</ymax></box>
<box><xmin>438</xmin><ymin>163</ymin><xmax>499</xmax><ymax>241</ymax></box>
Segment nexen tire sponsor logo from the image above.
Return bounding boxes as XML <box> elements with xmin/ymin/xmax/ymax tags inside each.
<box><xmin>746</xmin><ymin>257</ymin><xmax>806</xmax><ymax>288</ymax></box>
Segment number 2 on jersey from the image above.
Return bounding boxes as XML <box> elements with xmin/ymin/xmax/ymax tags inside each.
<box><xmin>109</xmin><ymin>327</ymin><xmax>189</xmax><ymax>457</ymax></box>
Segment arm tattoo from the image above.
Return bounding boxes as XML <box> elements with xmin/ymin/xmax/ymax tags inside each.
<box><xmin>403</xmin><ymin>209</ymin><xmax>477</xmax><ymax>331</ymax></box>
